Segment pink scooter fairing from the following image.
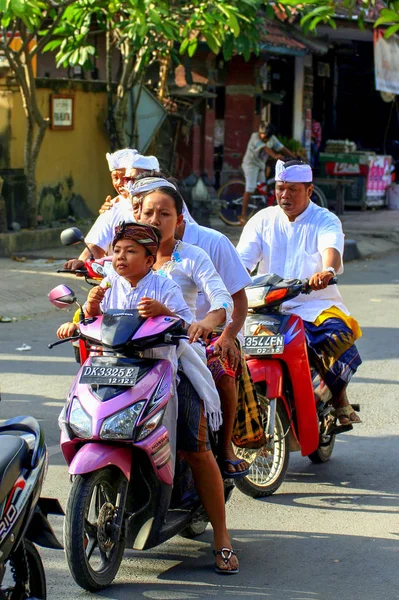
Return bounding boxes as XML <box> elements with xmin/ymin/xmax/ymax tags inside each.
<box><xmin>59</xmin><ymin>310</ymin><xmax>180</xmax><ymax>486</ymax></box>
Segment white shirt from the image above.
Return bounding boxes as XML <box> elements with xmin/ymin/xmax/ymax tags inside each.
<box><xmin>237</xmin><ymin>201</ymin><xmax>348</xmax><ymax>322</ymax></box>
<box><xmin>156</xmin><ymin>240</ymin><xmax>233</xmax><ymax>323</ymax></box>
<box><xmin>100</xmin><ymin>269</ymin><xmax>193</xmax><ymax>324</ymax></box>
<box><xmin>182</xmin><ymin>220</ymin><xmax>252</xmax><ymax>320</ymax></box>
<box><xmin>85</xmin><ymin>196</ymin><xmax>135</xmax><ymax>252</ymax></box>
<box><xmin>242</xmin><ymin>133</ymin><xmax>284</xmax><ymax>169</ymax></box>
<box><xmin>85</xmin><ymin>197</ymin><xmax>194</xmax><ymax>251</ymax></box>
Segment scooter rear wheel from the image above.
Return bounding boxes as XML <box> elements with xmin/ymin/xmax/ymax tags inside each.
<box><xmin>64</xmin><ymin>467</ymin><xmax>126</xmax><ymax>592</ymax></box>
<box><xmin>234</xmin><ymin>390</ymin><xmax>290</xmax><ymax>498</ymax></box>
<box><xmin>6</xmin><ymin>539</ymin><xmax>46</xmax><ymax>599</ymax></box>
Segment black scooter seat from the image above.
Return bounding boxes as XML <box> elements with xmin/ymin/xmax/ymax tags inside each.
<box><xmin>0</xmin><ymin>435</ymin><xmax>30</xmax><ymax>504</ymax></box>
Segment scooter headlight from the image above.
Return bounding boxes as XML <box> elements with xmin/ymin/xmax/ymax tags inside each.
<box><xmin>69</xmin><ymin>397</ymin><xmax>92</xmax><ymax>438</ymax></box>
<box><xmin>100</xmin><ymin>402</ymin><xmax>145</xmax><ymax>440</ymax></box>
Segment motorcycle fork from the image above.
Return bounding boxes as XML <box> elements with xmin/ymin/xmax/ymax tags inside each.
<box><xmin>110</xmin><ymin>478</ymin><xmax>129</xmax><ymax>543</ymax></box>
<box><xmin>266</xmin><ymin>398</ymin><xmax>277</xmax><ymax>450</ymax></box>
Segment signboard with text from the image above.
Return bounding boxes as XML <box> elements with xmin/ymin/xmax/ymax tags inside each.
<box><xmin>50</xmin><ymin>95</ymin><xmax>74</xmax><ymax>130</ymax></box>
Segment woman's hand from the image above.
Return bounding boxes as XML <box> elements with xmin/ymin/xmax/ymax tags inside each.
<box><xmin>86</xmin><ymin>285</ymin><xmax>106</xmax><ymax>316</ymax></box>
<box><xmin>57</xmin><ymin>322</ymin><xmax>78</xmax><ymax>339</ymax></box>
<box><xmin>137</xmin><ymin>297</ymin><xmax>170</xmax><ymax>318</ymax></box>
<box><xmin>213</xmin><ymin>333</ymin><xmax>240</xmax><ymax>370</ymax></box>
<box><xmin>188</xmin><ymin>320</ymin><xmax>212</xmax><ymax>343</ymax></box>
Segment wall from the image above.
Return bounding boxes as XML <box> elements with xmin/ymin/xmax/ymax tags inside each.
<box><xmin>0</xmin><ymin>80</ymin><xmax>112</xmax><ymax>220</ymax></box>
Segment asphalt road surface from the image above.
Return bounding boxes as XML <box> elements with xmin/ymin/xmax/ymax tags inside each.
<box><xmin>0</xmin><ymin>252</ymin><xmax>398</xmax><ymax>600</ymax></box>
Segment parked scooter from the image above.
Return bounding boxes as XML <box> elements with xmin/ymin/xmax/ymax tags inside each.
<box><xmin>48</xmin><ymin>285</ymin><xmax>234</xmax><ymax>592</ymax></box>
<box><xmin>234</xmin><ymin>274</ymin><xmax>360</xmax><ymax>498</ymax></box>
<box><xmin>0</xmin><ymin>416</ymin><xmax>64</xmax><ymax>599</ymax></box>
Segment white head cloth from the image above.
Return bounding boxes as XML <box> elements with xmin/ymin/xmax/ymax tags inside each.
<box><xmin>106</xmin><ymin>148</ymin><xmax>138</xmax><ymax>171</ymax></box>
<box><xmin>275</xmin><ymin>160</ymin><xmax>313</xmax><ymax>183</ymax></box>
<box><xmin>126</xmin><ymin>177</ymin><xmax>176</xmax><ymax>197</ymax></box>
<box><xmin>131</xmin><ymin>154</ymin><xmax>159</xmax><ymax>171</ymax></box>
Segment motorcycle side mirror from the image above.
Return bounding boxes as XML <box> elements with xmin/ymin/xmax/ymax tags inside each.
<box><xmin>60</xmin><ymin>227</ymin><xmax>94</xmax><ymax>261</ymax></box>
<box><xmin>48</xmin><ymin>284</ymin><xmax>77</xmax><ymax>309</ymax></box>
<box><xmin>60</xmin><ymin>227</ymin><xmax>85</xmax><ymax>246</ymax></box>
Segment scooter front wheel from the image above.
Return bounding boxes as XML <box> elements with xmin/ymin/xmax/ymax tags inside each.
<box><xmin>64</xmin><ymin>467</ymin><xmax>126</xmax><ymax>592</ymax></box>
<box><xmin>234</xmin><ymin>392</ymin><xmax>290</xmax><ymax>498</ymax></box>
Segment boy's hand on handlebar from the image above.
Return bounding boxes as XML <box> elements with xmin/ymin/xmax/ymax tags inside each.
<box><xmin>309</xmin><ymin>271</ymin><xmax>334</xmax><ymax>291</ymax></box>
<box><xmin>64</xmin><ymin>258</ymin><xmax>85</xmax><ymax>273</ymax></box>
<box><xmin>137</xmin><ymin>297</ymin><xmax>168</xmax><ymax>318</ymax></box>
<box><xmin>57</xmin><ymin>322</ymin><xmax>78</xmax><ymax>339</ymax></box>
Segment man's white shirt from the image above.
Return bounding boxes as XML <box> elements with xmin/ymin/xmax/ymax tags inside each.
<box><xmin>85</xmin><ymin>196</ymin><xmax>135</xmax><ymax>252</ymax></box>
<box><xmin>236</xmin><ymin>201</ymin><xmax>349</xmax><ymax>322</ymax></box>
<box><xmin>182</xmin><ymin>220</ymin><xmax>252</xmax><ymax>320</ymax></box>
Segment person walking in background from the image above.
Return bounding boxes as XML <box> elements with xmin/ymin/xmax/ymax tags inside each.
<box><xmin>311</xmin><ymin>116</ymin><xmax>322</xmax><ymax>170</ymax></box>
<box><xmin>240</xmin><ymin>122</ymin><xmax>295</xmax><ymax>225</ymax></box>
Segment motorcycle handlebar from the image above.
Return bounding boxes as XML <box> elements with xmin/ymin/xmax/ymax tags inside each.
<box><xmin>48</xmin><ymin>335</ymin><xmax>80</xmax><ymax>349</ymax></box>
<box><xmin>56</xmin><ymin>268</ymin><xmax>88</xmax><ymax>275</ymax></box>
<box><xmin>301</xmin><ymin>276</ymin><xmax>338</xmax><ymax>294</ymax></box>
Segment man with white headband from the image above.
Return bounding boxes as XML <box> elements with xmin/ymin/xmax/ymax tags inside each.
<box><xmin>63</xmin><ymin>151</ymin><xmax>160</xmax><ymax>271</ymax></box>
<box><xmin>237</xmin><ymin>159</ymin><xmax>362</xmax><ymax>426</ymax></box>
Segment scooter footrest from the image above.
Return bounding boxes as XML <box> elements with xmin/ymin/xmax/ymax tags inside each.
<box><xmin>331</xmin><ymin>424</ymin><xmax>353</xmax><ymax>435</ymax></box>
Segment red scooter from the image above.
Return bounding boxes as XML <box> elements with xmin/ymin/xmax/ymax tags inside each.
<box><xmin>234</xmin><ymin>274</ymin><xmax>360</xmax><ymax>498</ymax></box>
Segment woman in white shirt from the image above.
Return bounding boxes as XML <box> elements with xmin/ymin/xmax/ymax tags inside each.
<box><xmin>135</xmin><ymin>178</ymin><xmax>239</xmax><ymax>574</ymax></box>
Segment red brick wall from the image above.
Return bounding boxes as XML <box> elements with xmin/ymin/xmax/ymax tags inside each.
<box><xmin>201</xmin><ymin>104</ymin><xmax>216</xmax><ymax>180</ymax></box>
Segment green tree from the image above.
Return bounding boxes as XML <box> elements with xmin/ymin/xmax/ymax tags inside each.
<box><xmin>0</xmin><ymin>0</ymin><xmax>74</xmax><ymax>228</ymax></box>
<box><xmin>54</xmin><ymin>0</ymin><xmax>263</xmax><ymax>148</ymax></box>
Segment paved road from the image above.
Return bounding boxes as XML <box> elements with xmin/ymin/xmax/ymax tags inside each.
<box><xmin>0</xmin><ymin>253</ymin><xmax>398</xmax><ymax>600</ymax></box>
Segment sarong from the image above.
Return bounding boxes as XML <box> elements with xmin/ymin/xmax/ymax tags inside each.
<box><xmin>206</xmin><ymin>336</ymin><xmax>266</xmax><ymax>449</ymax></box>
<box><xmin>304</xmin><ymin>317</ymin><xmax>362</xmax><ymax>397</ymax></box>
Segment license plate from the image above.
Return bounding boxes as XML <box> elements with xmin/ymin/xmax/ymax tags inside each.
<box><xmin>243</xmin><ymin>334</ymin><xmax>284</xmax><ymax>355</ymax></box>
<box><xmin>79</xmin><ymin>365</ymin><xmax>139</xmax><ymax>386</ymax></box>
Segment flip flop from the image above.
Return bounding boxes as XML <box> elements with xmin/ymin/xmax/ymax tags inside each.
<box><xmin>214</xmin><ymin>547</ymin><xmax>239</xmax><ymax>574</ymax></box>
<box><xmin>334</xmin><ymin>404</ymin><xmax>362</xmax><ymax>425</ymax></box>
<box><xmin>222</xmin><ymin>458</ymin><xmax>250</xmax><ymax>479</ymax></box>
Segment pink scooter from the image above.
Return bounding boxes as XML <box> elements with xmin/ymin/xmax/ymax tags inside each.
<box><xmin>48</xmin><ymin>284</ymin><xmax>233</xmax><ymax>592</ymax></box>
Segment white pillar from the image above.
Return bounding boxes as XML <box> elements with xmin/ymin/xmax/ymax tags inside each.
<box><xmin>293</xmin><ymin>55</ymin><xmax>305</xmax><ymax>142</ymax></box>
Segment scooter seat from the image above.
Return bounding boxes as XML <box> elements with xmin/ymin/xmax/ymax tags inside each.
<box><xmin>0</xmin><ymin>435</ymin><xmax>30</xmax><ymax>505</ymax></box>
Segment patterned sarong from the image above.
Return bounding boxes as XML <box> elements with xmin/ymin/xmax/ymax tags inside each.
<box><xmin>206</xmin><ymin>337</ymin><xmax>266</xmax><ymax>449</ymax></box>
<box><xmin>304</xmin><ymin>317</ymin><xmax>362</xmax><ymax>397</ymax></box>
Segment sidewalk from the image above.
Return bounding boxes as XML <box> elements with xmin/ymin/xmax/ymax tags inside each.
<box><xmin>0</xmin><ymin>208</ymin><xmax>398</xmax><ymax>320</ymax></box>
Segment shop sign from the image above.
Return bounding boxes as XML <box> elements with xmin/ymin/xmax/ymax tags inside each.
<box><xmin>50</xmin><ymin>95</ymin><xmax>74</xmax><ymax>130</ymax></box>
<box><xmin>374</xmin><ymin>29</ymin><xmax>399</xmax><ymax>94</ymax></box>
<box><xmin>332</xmin><ymin>163</ymin><xmax>361</xmax><ymax>175</ymax></box>
<box><xmin>366</xmin><ymin>155</ymin><xmax>392</xmax><ymax>197</ymax></box>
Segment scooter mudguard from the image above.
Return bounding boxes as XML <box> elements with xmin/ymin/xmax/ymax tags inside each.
<box><xmin>68</xmin><ymin>443</ymin><xmax>132</xmax><ymax>480</ymax></box>
<box><xmin>247</xmin><ymin>357</ymin><xmax>319</xmax><ymax>456</ymax></box>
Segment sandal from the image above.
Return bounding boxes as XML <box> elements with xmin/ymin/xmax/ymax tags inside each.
<box><xmin>334</xmin><ymin>404</ymin><xmax>362</xmax><ymax>425</ymax></box>
<box><xmin>214</xmin><ymin>547</ymin><xmax>239</xmax><ymax>574</ymax></box>
<box><xmin>221</xmin><ymin>458</ymin><xmax>250</xmax><ymax>479</ymax></box>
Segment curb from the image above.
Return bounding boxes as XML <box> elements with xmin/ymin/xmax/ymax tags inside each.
<box><xmin>343</xmin><ymin>239</ymin><xmax>361</xmax><ymax>262</ymax></box>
